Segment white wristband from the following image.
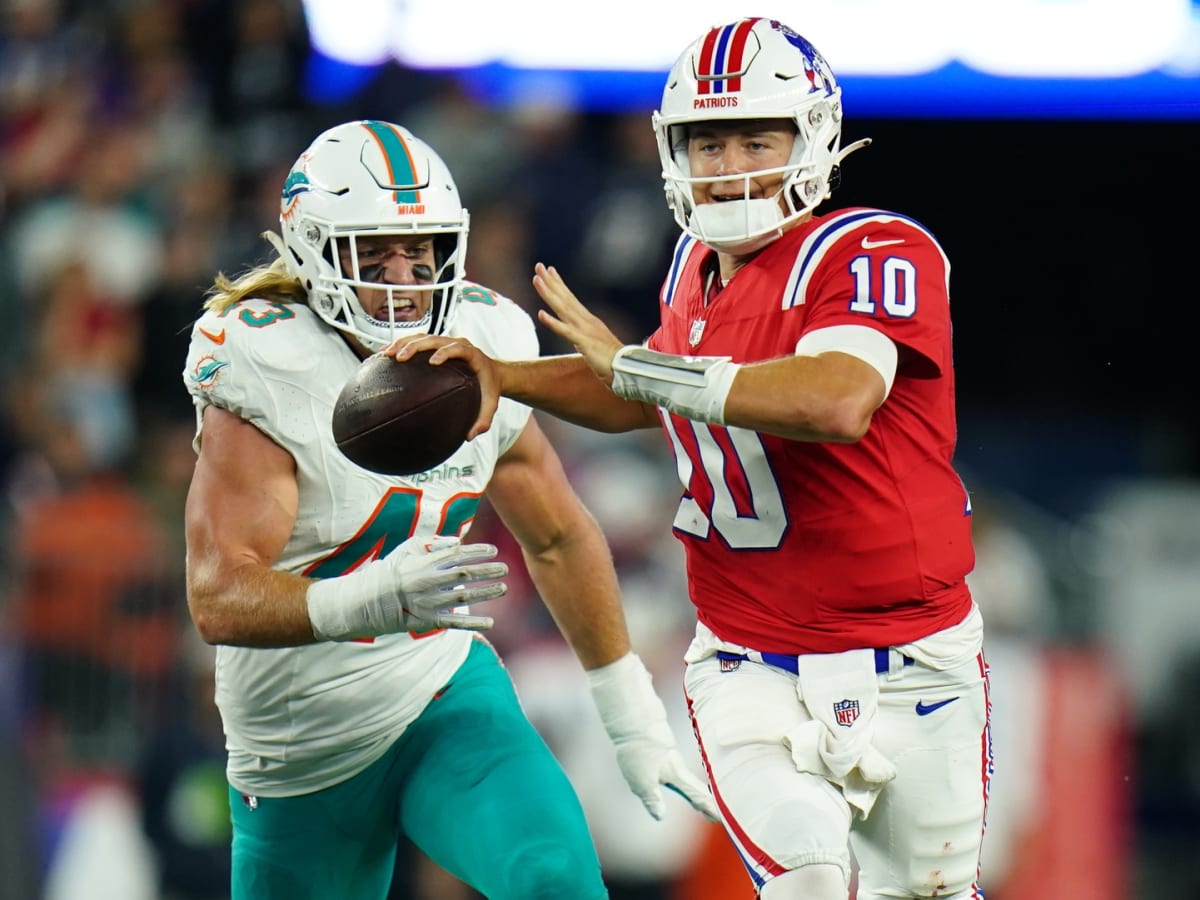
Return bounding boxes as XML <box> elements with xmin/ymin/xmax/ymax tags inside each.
<box><xmin>610</xmin><ymin>345</ymin><xmax>739</xmax><ymax>425</ymax></box>
<box><xmin>305</xmin><ymin>565</ymin><xmax>391</xmax><ymax>642</ymax></box>
<box><xmin>586</xmin><ymin>652</ymin><xmax>667</xmax><ymax>739</ymax></box>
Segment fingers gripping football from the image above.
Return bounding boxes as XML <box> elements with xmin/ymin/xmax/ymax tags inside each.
<box><xmin>306</xmin><ymin>539</ymin><xmax>508</xmax><ymax>642</ymax></box>
<box><xmin>385</xmin><ymin>335</ymin><xmax>502</xmax><ymax>441</ymax></box>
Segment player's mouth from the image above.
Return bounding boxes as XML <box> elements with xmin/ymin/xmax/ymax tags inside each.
<box><xmin>374</xmin><ymin>297</ymin><xmax>423</xmax><ymax>322</ymax></box>
<box><xmin>711</xmin><ymin>190</ymin><xmax>760</xmax><ymax>202</ymax></box>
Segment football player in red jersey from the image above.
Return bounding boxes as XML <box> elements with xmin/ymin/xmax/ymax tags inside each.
<box><xmin>391</xmin><ymin>18</ymin><xmax>990</xmax><ymax>900</ymax></box>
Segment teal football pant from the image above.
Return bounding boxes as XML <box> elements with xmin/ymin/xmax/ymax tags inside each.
<box><xmin>228</xmin><ymin>638</ymin><xmax>607</xmax><ymax>899</ymax></box>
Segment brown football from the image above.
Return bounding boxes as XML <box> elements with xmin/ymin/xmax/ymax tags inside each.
<box><xmin>331</xmin><ymin>351</ymin><xmax>480</xmax><ymax>476</ymax></box>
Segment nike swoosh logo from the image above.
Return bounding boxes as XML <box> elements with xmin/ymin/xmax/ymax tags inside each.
<box><xmin>861</xmin><ymin>237</ymin><xmax>905</xmax><ymax>250</ymax></box>
<box><xmin>915</xmin><ymin>697</ymin><xmax>960</xmax><ymax>716</ymax></box>
<box><xmin>199</xmin><ymin>327</ymin><xmax>226</xmax><ymax>344</ymax></box>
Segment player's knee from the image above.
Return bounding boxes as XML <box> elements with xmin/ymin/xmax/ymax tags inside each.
<box><xmin>760</xmin><ymin>863</ymin><xmax>848</xmax><ymax>900</ymax></box>
<box><xmin>490</xmin><ymin>840</ymin><xmax>605</xmax><ymax>900</ymax></box>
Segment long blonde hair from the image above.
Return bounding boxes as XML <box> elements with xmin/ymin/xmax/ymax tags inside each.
<box><xmin>203</xmin><ymin>231</ymin><xmax>309</xmax><ymax>313</ymax></box>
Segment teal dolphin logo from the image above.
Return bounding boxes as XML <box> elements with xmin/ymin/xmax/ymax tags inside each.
<box><xmin>190</xmin><ymin>356</ymin><xmax>228</xmax><ymax>389</ymax></box>
<box><xmin>281</xmin><ymin>170</ymin><xmax>312</xmax><ymax>216</ymax></box>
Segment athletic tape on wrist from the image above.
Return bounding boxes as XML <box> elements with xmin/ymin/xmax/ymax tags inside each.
<box><xmin>586</xmin><ymin>652</ymin><xmax>664</xmax><ymax>736</ymax></box>
<box><xmin>610</xmin><ymin>346</ymin><xmax>739</xmax><ymax>425</ymax></box>
<box><xmin>306</xmin><ymin>566</ymin><xmax>386</xmax><ymax>642</ymax></box>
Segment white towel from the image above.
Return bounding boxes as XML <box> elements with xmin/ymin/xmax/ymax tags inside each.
<box><xmin>784</xmin><ymin>648</ymin><xmax>896</xmax><ymax>819</ymax></box>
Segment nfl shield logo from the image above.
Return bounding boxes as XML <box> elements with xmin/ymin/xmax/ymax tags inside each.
<box><xmin>689</xmin><ymin>318</ymin><xmax>706</xmax><ymax>347</ymax></box>
<box><xmin>833</xmin><ymin>699</ymin><xmax>860</xmax><ymax>727</ymax></box>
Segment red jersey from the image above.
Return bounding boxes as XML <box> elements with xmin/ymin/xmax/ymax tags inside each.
<box><xmin>648</xmin><ymin>208</ymin><xmax>974</xmax><ymax>653</ymax></box>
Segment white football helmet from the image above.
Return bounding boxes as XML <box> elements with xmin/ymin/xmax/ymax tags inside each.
<box><xmin>653</xmin><ymin>18</ymin><xmax>869</xmax><ymax>254</ymax></box>
<box><xmin>277</xmin><ymin>120</ymin><xmax>469</xmax><ymax>350</ymax></box>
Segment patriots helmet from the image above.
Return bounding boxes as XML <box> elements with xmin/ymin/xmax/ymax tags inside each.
<box><xmin>654</xmin><ymin>18</ymin><xmax>869</xmax><ymax>254</ymax></box>
<box><xmin>277</xmin><ymin>120</ymin><xmax>469</xmax><ymax>350</ymax></box>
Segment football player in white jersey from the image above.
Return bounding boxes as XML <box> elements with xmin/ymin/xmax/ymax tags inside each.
<box><xmin>181</xmin><ymin>120</ymin><xmax>717</xmax><ymax>900</ymax></box>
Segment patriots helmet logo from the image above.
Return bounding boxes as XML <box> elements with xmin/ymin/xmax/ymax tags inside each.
<box><xmin>771</xmin><ymin>21</ymin><xmax>836</xmax><ymax>95</ymax></box>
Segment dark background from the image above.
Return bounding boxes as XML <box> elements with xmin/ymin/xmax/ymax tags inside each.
<box><xmin>3</xmin><ymin>1</ymin><xmax>1199</xmax><ymax>897</ymax></box>
<box><xmin>839</xmin><ymin>117</ymin><xmax>1200</xmax><ymax>511</ymax></box>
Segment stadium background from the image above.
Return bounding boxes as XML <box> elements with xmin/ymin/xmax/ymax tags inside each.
<box><xmin>1</xmin><ymin>1</ymin><xmax>1198</xmax><ymax>898</ymax></box>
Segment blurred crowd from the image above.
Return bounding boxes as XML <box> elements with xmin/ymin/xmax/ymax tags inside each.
<box><xmin>1</xmin><ymin>2</ymin><xmax>1198</xmax><ymax>899</ymax></box>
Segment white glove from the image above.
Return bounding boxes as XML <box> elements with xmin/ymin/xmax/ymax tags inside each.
<box><xmin>306</xmin><ymin>538</ymin><xmax>508</xmax><ymax>641</ymax></box>
<box><xmin>587</xmin><ymin>652</ymin><xmax>720</xmax><ymax>823</ymax></box>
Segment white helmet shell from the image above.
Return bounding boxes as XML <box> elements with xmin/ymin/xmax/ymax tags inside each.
<box><xmin>653</xmin><ymin>18</ymin><xmax>864</xmax><ymax>254</ymax></box>
<box><xmin>278</xmin><ymin>120</ymin><xmax>470</xmax><ymax>350</ymax></box>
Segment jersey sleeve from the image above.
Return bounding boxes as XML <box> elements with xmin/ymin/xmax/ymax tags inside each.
<box><xmin>797</xmin><ymin>212</ymin><xmax>953</xmax><ymax>378</ymax></box>
<box><xmin>182</xmin><ymin>300</ymin><xmax>334</xmax><ymax>452</ymax></box>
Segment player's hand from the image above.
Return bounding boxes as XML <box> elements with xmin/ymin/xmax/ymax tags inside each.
<box><xmin>587</xmin><ymin>653</ymin><xmax>720</xmax><ymax>823</ymax></box>
<box><xmin>531</xmin><ymin>263</ymin><xmax>624</xmax><ymax>385</ymax></box>
<box><xmin>307</xmin><ymin>538</ymin><xmax>508</xmax><ymax>641</ymax></box>
<box><xmin>385</xmin><ymin>334</ymin><xmax>501</xmax><ymax>440</ymax></box>
<box><xmin>386</xmin><ymin>538</ymin><xmax>508</xmax><ymax>632</ymax></box>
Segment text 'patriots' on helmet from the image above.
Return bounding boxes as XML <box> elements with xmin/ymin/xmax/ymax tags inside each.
<box><xmin>276</xmin><ymin>120</ymin><xmax>470</xmax><ymax>350</ymax></box>
<box><xmin>653</xmin><ymin>18</ymin><xmax>871</xmax><ymax>254</ymax></box>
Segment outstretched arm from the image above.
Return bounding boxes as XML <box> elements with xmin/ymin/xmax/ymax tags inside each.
<box><xmin>533</xmin><ymin>262</ymin><xmax>891</xmax><ymax>442</ymax></box>
<box><xmin>387</xmin><ymin>337</ymin><xmax>658</xmax><ymax>438</ymax></box>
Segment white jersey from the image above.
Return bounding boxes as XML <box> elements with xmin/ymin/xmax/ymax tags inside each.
<box><xmin>183</xmin><ymin>285</ymin><xmax>536</xmax><ymax>797</ymax></box>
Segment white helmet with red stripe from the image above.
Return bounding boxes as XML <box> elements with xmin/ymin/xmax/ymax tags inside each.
<box><xmin>653</xmin><ymin>18</ymin><xmax>867</xmax><ymax>254</ymax></box>
<box><xmin>277</xmin><ymin>120</ymin><xmax>469</xmax><ymax>349</ymax></box>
